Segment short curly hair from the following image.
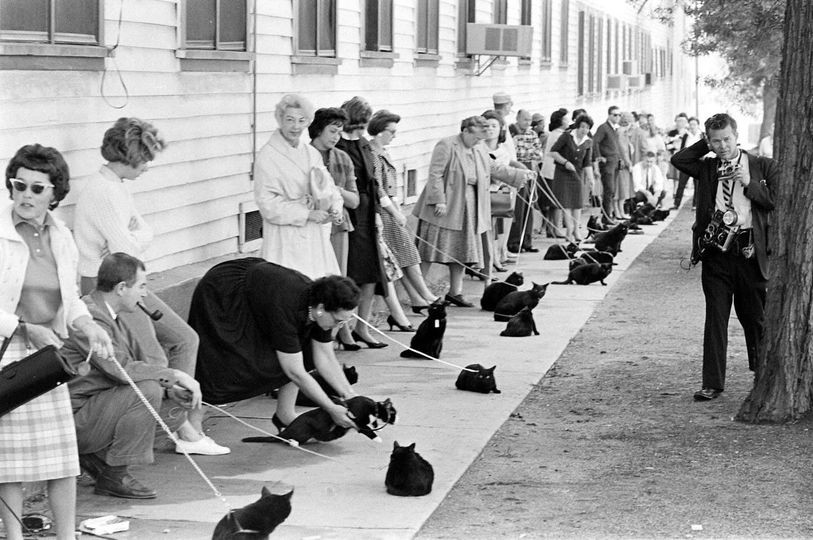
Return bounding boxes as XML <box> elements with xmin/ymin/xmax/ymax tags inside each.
<box><xmin>5</xmin><ymin>144</ymin><xmax>71</xmax><ymax>210</ymax></box>
<box><xmin>549</xmin><ymin>108</ymin><xmax>569</xmax><ymax>132</ymax></box>
<box><xmin>705</xmin><ymin>113</ymin><xmax>738</xmax><ymax>135</ymax></box>
<box><xmin>341</xmin><ymin>96</ymin><xmax>373</xmax><ymax>132</ymax></box>
<box><xmin>310</xmin><ymin>275</ymin><xmax>361</xmax><ymax>312</ymax></box>
<box><xmin>367</xmin><ymin>110</ymin><xmax>401</xmax><ymax>137</ymax></box>
<box><xmin>275</xmin><ymin>94</ymin><xmax>315</xmax><ymax>126</ymax></box>
<box><xmin>480</xmin><ymin>110</ymin><xmax>506</xmax><ymax>144</ymax></box>
<box><xmin>573</xmin><ymin>113</ymin><xmax>594</xmax><ymax>130</ymax></box>
<box><xmin>101</xmin><ymin>117</ymin><xmax>166</xmax><ymax>168</ymax></box>
<box><xmin>309</xmin><ymin>107</ymin><xmax>348</xmax><ymax>140</ymax></box>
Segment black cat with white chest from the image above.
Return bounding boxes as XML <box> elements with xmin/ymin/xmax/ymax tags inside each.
<box><xmin>401</xmin><ymin>300</ymin><xmax>448</xmax><ymax>359</ymax></box>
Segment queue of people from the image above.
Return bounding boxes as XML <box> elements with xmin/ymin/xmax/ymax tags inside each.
<box><xmin>1</xmin><ymin>93</ymin><xmax>721</xmax><ymax>538</ymax></box>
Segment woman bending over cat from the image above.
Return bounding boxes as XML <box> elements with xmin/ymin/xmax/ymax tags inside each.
<box><xmin>188</xmin><ymin>259</ymin><xmax>359</xmax><ymax>430</ymax></box>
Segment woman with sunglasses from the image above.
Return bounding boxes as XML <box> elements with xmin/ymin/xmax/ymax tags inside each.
<box><xmin>188</xmin><ymin>258</ymin><xmax>359</xmax><ymax>431</ymax></box>
<box><xmin>72</xmin><ymin>117</ymin><xmax>227</xmax><ymax>456</ymax></box>
<box><xmin>1</xmin><ymin>144</ymin><xmax>114</xmax><ymax>540</ymax></box>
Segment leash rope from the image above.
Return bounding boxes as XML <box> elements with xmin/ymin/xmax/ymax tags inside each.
<box><xmin>352</xmin><ymin>314</ymin><xmax>477</xmax><ymax>373</ymax></box>
<box><xmin>107</xmin><ymin>356</ymin><xmax>231</xmax><ymax>512</ymax></box>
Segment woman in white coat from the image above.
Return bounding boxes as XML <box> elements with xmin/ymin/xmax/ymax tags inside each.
<box><xmin>254</xmin><ymin>94</ymin><xmax>343</xmax><ymax>279</ymax></box>
<box><xmin>0</xmin><ymin>144</ymin><xmax>113</xmax><ymax>540</ymax></box>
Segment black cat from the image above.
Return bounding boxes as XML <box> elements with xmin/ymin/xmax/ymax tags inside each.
<box><xmin>480</xmin><ymin>271</ymin><xmax>523</xmax><ymax>311</ymax></box>
<box><xmin>552</xmin><ymin>262</ymin><xmax>613</xmax><ymax>286</ymax></box>
<box><xmin>500</xmin><ymin>306</ymin><xmax>539</xmax><ymax>337</ymax></box>
<box><xmin>211</xmin><ymin>486</ymin><xmax>292</xmax><ymax>539</ymax></box>
<box><xmin>631</xmin><ymin>202</ymin><xmax>656</xmax><ymax>220</ymax></box>
<box><xmin>242</xmin><ymin>397</ymin><xmax>397</xmax><ymax>445</ymax></box>
<box><xmin>455</xmin><ymin>364</ymin><xmax>501</xmax><ymax>394</ymax></box>
<box><xmin>543</xmin><ymin>242</ymin><xmax>579</xmax><ymax>260</ymax></box>
<box><xmin>652</xmin><ymin>208</ymin><xmax>671</xmax><ymax>221</ymax></box>
<box><xmin>593</xmin><ymin>222</ymin><xmax>629</xmax><ymax>255</ymax></box>
<box><xmin>586</xmin><ymin>215</ymin><xmax>610</xmax><ymax>234</ymax></box>
<box><xmin>400</xmin><ymin>301</ymin><xmax>448</xmax><ymax>359</ymax></box>
<box><xmin>295</xmin><ymin>365</ymin><xmax>358</xmax><ymax>407</ymax></box>
<box><xmin>385</xmin><ymin>441</ymin><xmax>434</xmax><ymax>497</ymax></box>
<box><xmin>568</xmin><ymin>257</ymin><xmax>588</xmax><ymax>271</ymax></box>
<box><xmin>493</xmin><ymin>282</ymin><xmax>548</xmax><ymax>322</ymax></box>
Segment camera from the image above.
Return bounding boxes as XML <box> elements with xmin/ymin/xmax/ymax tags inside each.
<box><xmin>693</xmin><ymin>210</ymin><xmax>740</xmax><ymax>264</ymax></box>
<box><xmin>717</xmin><ymin>161</ymin><xmax>740</xmax><ymax>177</ymax></box>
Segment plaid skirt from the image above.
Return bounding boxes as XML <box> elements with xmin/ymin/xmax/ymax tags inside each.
<box><xmin>0</xmin><ymin>336</ymin><xmax>79</xmax><ymax>482</ymax></box>
<box><xmin>416</xmin><ymin>184</ymin><xmax>484</xmax><ymax>267</ymax></box>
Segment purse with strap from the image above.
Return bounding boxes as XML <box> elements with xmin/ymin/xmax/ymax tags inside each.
<box><xmin>0</xmin><ymin>325</ymin><xmax>85</xmax><ymax>417</ymax></box>
<box><xmin>490</xmin><ymin>187</ymin><xmax>515</xmax><ymax>219</ymax></box>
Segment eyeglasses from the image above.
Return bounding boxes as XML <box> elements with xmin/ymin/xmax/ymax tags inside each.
<box><xmin>611</xmin><ymin>113</ymin><xmax>621</xmax><ymax>117</ymax></box>
<box><xmin>11</xmin><ymin>179</ymin><xmax>54</xmax><ymax>195</ymax></box>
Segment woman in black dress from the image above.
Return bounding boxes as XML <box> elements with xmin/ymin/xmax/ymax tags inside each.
<box><xmin>548</xmin><ymin>114</ymin><xmax>595</xmax><ymax>243</ymax></box>
<box><xmin>189</xmin><ymin>258</ymin><xmax>359</xmax><ymax>429</ymax></box>
<box><xmin>335</xmin><ymin>96</ymin><xmax>389</xmax><ymax>347</ymax></box>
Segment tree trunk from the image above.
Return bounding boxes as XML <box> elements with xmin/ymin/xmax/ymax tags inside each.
<box><xmin>760</xmin><ymin>80</ymin><xmax>777</xmax><ymax>142</ymax></box>
<box><xmin>737</xmin><ymin>0</ymin><xmax>813</xmax><ymax>422</ymax></box>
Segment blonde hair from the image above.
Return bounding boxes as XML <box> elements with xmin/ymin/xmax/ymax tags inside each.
<box><xmin>100</xmin><ymin>117</ymin><xmax>166</xmax><ymax>167</ymax></box>
<box><xmin>274</xmin><ymin>94</ymin><xmax>314</xmax><ymax>125</ymax></box>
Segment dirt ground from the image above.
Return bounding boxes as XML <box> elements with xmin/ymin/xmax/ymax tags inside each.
<box><xmin>418</xmin><ymin>208</ymin><xmax>813</xmax><ymax>539</ymax></box>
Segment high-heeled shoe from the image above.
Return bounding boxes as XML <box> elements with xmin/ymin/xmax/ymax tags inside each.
<box><xmin>336</xmin><ymin>337</ymin><xmax>361</xmax><ymax>351</ymax></box>
<box><xmin>412</xmin><ymin>297</ymin><xmax>442</xmax><ymax>314</ymax></box>
<box><xmin>351</xmin><ymin>330</ymin><xmax>388</xmax><ymax>349</ymax></box>
<box><xmin>271</xmin><ymin>414</ymin><xmax>288</xmax><ymax>433</ymax></box>
<box><xmin>386</xmin><ymin>315</ymin><xmax>415</xmax><ymax>332</ymax></box>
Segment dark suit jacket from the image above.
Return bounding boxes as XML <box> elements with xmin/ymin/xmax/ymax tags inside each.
<box><xmin>592</xmin><ymin>121</ymin><xmax>622</xmax><ymax>164</ymax></box>
<box><xmin>671</xmin><ymin>139</ymin><xmax>778</xmax><ymax>279</ymax></box>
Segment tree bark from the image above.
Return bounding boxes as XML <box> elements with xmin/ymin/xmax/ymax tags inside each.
<box><xmin>737</xmin><ymin>0</ymin><xmax>813</xmax><ymax>423</ymax></box>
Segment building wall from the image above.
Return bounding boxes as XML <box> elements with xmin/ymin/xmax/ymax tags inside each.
<box><xmin>0</xmin><ymin>0</ymin><xmax>694</xmax><ymax>274</ymax></box>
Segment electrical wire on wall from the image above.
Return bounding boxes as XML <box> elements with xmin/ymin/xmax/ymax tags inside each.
<box><xmin>100</xmin><ymin>0</ymin><xmax>129</xmax><ymax>109</ymax></box>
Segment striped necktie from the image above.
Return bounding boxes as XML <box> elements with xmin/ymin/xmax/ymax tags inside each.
<box><xmin>721</xmin><ymin>162</ymin><xmax>733</xmax><ymax>209</ymax></box>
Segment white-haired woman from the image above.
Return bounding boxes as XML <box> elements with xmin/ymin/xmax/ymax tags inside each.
<box><xmin>254</xmin><ymin>94</ymin><xmax>343</xmax><ymax>279</ymax></box>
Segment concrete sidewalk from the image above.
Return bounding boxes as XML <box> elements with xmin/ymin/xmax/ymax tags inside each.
<box><xmin>73</xmin><ymin>209</ymin><xmax>679</xmax><ymax>539</ymax></box>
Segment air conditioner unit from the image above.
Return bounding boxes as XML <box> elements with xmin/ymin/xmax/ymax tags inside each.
<box><xmin>465</xmin><ymin>23</ymin><xmax>533</xmax><ymax>57</ymax></box>
<box><xmin>626</xmin><ymin>75</ymin><xmax>643</xmax><ymax>89</ymax></box>
<box><xmin>606</xmin><ymin>74</ymin><xmax>625</xmax><ymax>90</ymax></box>
<box><xmin>622</xmin><ymin>60</ymin><xmax>638</xmax><ymax>75</ymax></box>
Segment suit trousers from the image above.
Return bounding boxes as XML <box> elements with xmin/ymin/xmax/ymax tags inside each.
<box><xmin>673</xmin><ymin>171</ymin><xmax>694</xmax><ymax>208</ymax></box>
<box><xmin>599</xmin><ymin>161</ymin><xmax>619</xmax><ymax>221</ymax></box>
<box><xmin>73</xmin><ymin>381</ymin><xmax>185</xmax><ymax>467</ymax></box>
<box><xmin>507</xmin><ymin>178</ymin><xmax>534</xmax><ymax>251</ymax></box>
<box><xmin>700</xmin><ymin>250</ymin><xmax>767</xmax><ymax>391</ymax></box>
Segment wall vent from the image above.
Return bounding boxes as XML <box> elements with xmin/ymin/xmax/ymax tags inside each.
<box><xmin>239</xmin><ymin>201</ymin><xmax>263</xmax><ymax>253</ymax></box>
<box><xmin>465</xmin><ymin>24</ymin><xmax>533</xmax><ymax>57</ymax></box>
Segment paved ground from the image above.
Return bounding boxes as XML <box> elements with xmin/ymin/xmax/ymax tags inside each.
<box><xmin>7</xmin><ymin>207</ymin><xmax>685</xmax><ymax>539</ymax></box>
<box><xmin>418</xmin><ymin>206</ymin><xmax>813</xmax><ymax>539</ymax></box>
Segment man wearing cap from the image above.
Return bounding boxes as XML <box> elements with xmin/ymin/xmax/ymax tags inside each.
<box><xmin>492</xmin><ymin>91</ymin><xmax>517</xmax><ymax>159</ymax></box>
<box><xmin>508</xmin><ymin>109</ymin><xmax>542</xmax><ymax>254</ymax></box>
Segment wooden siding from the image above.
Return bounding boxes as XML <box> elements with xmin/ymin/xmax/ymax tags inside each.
<box><xmin>0</xmin><ymin>0</ymin><xmax>694</xmax><ymax>274</ymax></box>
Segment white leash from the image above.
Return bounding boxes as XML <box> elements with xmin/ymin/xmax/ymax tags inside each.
<box><xmin>352</xmin><ymin>314</ymin><xmax>477</xmax><ymax>373</ymax></box>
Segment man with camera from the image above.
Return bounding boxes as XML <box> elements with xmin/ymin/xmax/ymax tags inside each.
<box><xmin>672</xmin><ymin>113</ymin><xmax>778</xmax><ymax>401</ymax></box>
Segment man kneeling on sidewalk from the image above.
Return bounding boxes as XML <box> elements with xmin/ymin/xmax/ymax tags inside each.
<box><xmin>63</xmin><ymin>253</ymin><xmax>229</xmax><ymax>499</ymax></box>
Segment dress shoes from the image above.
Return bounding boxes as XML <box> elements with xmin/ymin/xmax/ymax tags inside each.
<box><xmin>693</xmin><ymin>388</ymin><xmax>722</xmax><ymax>401</ymax></box>
<box><xmin>78</xmin><ymin>453</ymin><xmax>107</xmax><ymax>482</ymax></box>
<box><xmin>445</xmin><ymin>293</ymin><xmax>474</xmax><ymax>307</ymax></box>
<box><xmin>94</xmin><ymin>466</ymin><xmax>157</xmax><ymax>499</ymax></box>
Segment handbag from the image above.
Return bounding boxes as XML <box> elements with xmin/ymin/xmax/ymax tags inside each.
<box><xmin>0</xmin><ymin>327</ymin><xmax>83</xmax><ymax>417</ymax></box>
<box><xmin>308</xmin><ymin>166</ymin><xmax>343</xmax><ymax>216</ymax></box>
<box><xmin>490</xmin><ymin>188</ymin><xmax>515</xmax><ymax>219</ymax></box>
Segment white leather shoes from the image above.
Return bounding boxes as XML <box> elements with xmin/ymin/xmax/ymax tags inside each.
<box><xmin>175</xmin><ymin>435</ymin><xmax>230</xmax><ymax>455</ymax></box>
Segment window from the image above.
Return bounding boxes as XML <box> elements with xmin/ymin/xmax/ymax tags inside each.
<box><xmin>540</xmin><ymin>0</ymin><xmax>552</xmax><ymax>63</ymax></box>
<box><xmin>416</xmin><ymin>0</ymin><xmax>438</xmax><ymax>55</ymax></box>
<box><xmin>519</xmin><ymin>0</ymin><xmax>531</xmax><ymax>61</ymax></box>
<box><xmin>364</xmin><ymin>0</ymin><xmax>393</xmax><ymax>52</ymax></box>
<box><xmin>587</xmin><ymin>14</ymin><xmax>594</xmax><ymax>94</ymax></box>
<box><xmin>559</xmin><ymin>0</ymin><xmax>569</xmax><ymax>65</ymax></box>
<box><xmin>613</xmin><ymin>19</ymin><xmax>618</xmax><ymax>73</ymax></box>
<box><xmin>0</xmin><ymin>0</ymin><xmax>100</xmax><ymax>45</ymax></box>
<box><xmin>296</xmin><ymin>0</ymin><xmax>336</xmax><ymax>57</ymax></box>
<box><xmin>596</xmin><ymin>18</ymin><xmax>604</xmax><ymax>92</ymax></box>
<box><xmin>0</xmin><ymin>0</ymin><xmax>105</xmax><ymax>70</ymax></box>
<box><xmin>577</xmin><ymin>10</ymin><xmax>584</xmax><ymax>95</ymax></box>
<box><xmin>457</xmin><ymin>0</ymin><xmax>476</xmax><ymax>55</ymax></box>
<box><xmin>493</xmin><ymin>0</ymin><xmax>507</xmax><ymax>24</ymax></box>
<box><xmin>184</xmin><ymin>0</ymin><xmax>246</xmax><ymax>51</ymax></box>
